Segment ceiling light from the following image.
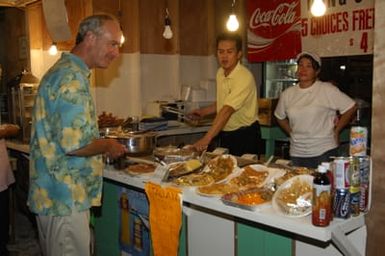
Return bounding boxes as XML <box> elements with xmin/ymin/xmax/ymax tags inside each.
<box><xmin>163</xmin><ymin>7</ymin><xmax>173</xmax><ymax>39</ymax></box>
<box><xmin>311</xmin><ymin>0</ymin><xmax>326</xmax><ymax>17</ymax></box>
<box><xmin>226</xmin><ymin>0</ymin><xmax>239</xmax><ymax>32</ymax></box>
<box><xmin>49</xmin><ymin>42</ymin><xmax>58</xmax><ymax>56</ymax></box>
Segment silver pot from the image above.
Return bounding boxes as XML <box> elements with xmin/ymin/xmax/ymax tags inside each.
<box><xmin>107</xmin><ymin>131</ymin><xmax>157</xmax><ymax>156</ymax></box>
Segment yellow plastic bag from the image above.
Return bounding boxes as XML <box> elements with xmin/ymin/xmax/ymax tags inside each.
<box><xmin>144</xmin><ymin>182</ymin><xmax>182</xmax><ymax>256</ymax></box>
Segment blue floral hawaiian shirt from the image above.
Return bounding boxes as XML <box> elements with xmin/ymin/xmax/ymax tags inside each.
<box><xmin>28</xmin><ymin>52</ymin><xmax>103</xmax><ymax>216</ymax></box>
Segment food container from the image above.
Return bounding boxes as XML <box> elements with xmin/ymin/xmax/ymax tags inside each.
<box><xmin>106</xmin><ymin>130</ymin><xmax>157</xmax><ymax>156</ymax></box>
<box><xmin>153</xmin><ymin>146</ymin><xmax>198</xmax><ymax>163</ymax></box>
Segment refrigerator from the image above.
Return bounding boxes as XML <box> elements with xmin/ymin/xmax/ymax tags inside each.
<box><xmin>262</xmin><ymin>59</ymin><xmax>298</xmax><ymax>99</ymax></box>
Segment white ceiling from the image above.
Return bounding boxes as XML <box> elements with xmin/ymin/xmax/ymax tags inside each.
<box><xmin>0</xmin><ymin>0</ymin><xmax>38</xmax><ymax>7</ymax></box>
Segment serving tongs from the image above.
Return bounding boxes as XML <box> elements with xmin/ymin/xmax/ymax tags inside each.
<box><xmin>161</xmin><ymin>106</ymin><xmax>199</xmax><ymax>125</ymax></box>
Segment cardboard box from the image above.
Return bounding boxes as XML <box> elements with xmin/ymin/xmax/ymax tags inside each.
<box><xmin>258</xmin><ymin>98</ymin><xmax>278</xmax><ymax>126</ymax></box>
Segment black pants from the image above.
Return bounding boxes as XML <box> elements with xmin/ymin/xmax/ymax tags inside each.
<box><xmin>0</xmin><ymin>189</ymin><xmax>9</xmax><ymax>255</ymax></box>
<box><xmin>210</xmin><ymin>120</ymin><xmax>262</xmax><ymax>157</ymax></box>
<box><xmin>291</xmin><ymin>147</ymin><xmax>339</xmax><ymax>169</ymax></box>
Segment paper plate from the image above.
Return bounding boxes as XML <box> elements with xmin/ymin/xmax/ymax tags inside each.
<box><xmin>203</xmin><ymin>154</ymin><xmax>239</xmax><ymax>183</ymax></box>
<box><xmin>272</xmin><ymin>174</ymin><xmax>314</xmax><ymax>218</ymax></box>
<box><xmin>228</xmin><ymin>164</ymin><xmax>286</xmax><ymax>189</ymax></box>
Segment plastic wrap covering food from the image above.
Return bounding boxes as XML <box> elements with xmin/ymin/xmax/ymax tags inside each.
<box><xmin>272</xmin><ymin>175</ymin><xmax>314</xmax><ymax>217</ymax></box>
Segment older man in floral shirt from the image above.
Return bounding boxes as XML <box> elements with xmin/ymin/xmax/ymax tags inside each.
<box><xmin>28</xmin><ymin>14</ymin><xmax>127</xmax><ymax>256</ymax></box>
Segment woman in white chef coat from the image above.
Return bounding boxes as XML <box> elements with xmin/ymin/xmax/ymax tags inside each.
<box><xmin>274</xmin><ymin>52</ymin><xmax>357</xmax><ymax>168</ymax></box>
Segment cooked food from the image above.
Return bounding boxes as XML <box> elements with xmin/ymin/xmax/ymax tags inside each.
<box><xmin>229</xmin><ymin>166</ymin><xmax>269</xmax><ymax>189</ymax></box>
<box><xmin>236</xmin><ymin>191</ymin><xmax>267</xmax><ymax>205</ymax></box>
<box><xmin>222</xmin><ymin>188</ymin><xmax>274</xmax><ymax>208</ymax></box>
<box><xmin>98</xmin><ymin>112</ymin><xmax>124</xmax><ymax>128</ymax></box>
<box><xmin>0</xmin><ymin>124</ymin><xmax>20</xmax><ymax>138</ymax></box>
<box><xmin>173</xmin><ymin>173</ymin><xmax>214</xmax><ymax>187</ymax></box>
<box><xmin>205</xmin><ymin>155</ymin><xmax>235</xmax><ymax>182</ymax></box>
<box><xmin>274</xmin><ymin>167</ymin><xmax>314</xmax><ymax>187</ymax></box>
<box><xmin>125</xmin><ymin>163</ymin><xmax>156</xmax><ymax>174</ymax></box>
<box><xmin>197</xmin><ymin>183</ymin><xmax>239</xmax><ymax>196</ymax></box>
<box><xmin>275</xmin><ymin>177</ymin><xmax>312</xmax><ymax>216</ymax></box>
<box><xmin>185</xmin><ymin>159</ymin><xmax>202</xmax><ymax>172</ymax></box>
<box><xmin>168</xmin><ymin>159</ymin><xmax>202</xmax><ymax>178</ymax></box>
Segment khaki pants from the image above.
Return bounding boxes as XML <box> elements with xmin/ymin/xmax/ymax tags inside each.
<box><xmin>36</xmin><ymin>210</ymin><xmax>90</xmax><ymax>256</ymax></box>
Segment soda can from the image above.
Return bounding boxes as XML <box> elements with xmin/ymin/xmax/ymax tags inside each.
<box><xmin>333</xmin><ymin>188</ymin><xmax>350</xmax><ymax>219</ymax></box>
<box><xmin>358</xmin><ymin>156</ymin><xmax>370</xmax><ymax>184</ymax></box>
<box><xmin>349</xmin><ymin>157</ymin><xmax>360</xmax><ymax>187</ymax></box>
<box><xmin>349</xmin><ymin>186</ymin><xmax>360</xmax><ymax>217</ymax></box>
<box><xmin>333</xmin><ymin>157</ymin><xmax>350</xmax><ymax>189</ymax></box>
<box><xmin>349</xmin><ymin>126</ymin><xmax>368</xmax><ymax>156</ymax></box>
<box><xmin>359</xmin><ymin>183</ymin><xmax>369</xmax><ymax>213</ymax></box>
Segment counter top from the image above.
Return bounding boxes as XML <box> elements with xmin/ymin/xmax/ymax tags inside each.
<box><xmin>5</xmin><ymin>123</ymin><xmax>210</xmax><ymax>154</ymax></box>
<box><xmin>103</xmin><ymin>167</ymin><xmax>365</xmax><ymax>244</ymax></box>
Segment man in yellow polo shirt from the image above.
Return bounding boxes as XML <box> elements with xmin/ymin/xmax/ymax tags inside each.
<box><xmin>187</xmin><ymin>33</ymin><xmax>261</xmax><ymax>156</ymax></box>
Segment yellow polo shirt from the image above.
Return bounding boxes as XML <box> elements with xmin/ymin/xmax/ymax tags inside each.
<box><xmin>216</xmin><ymin>62</ymin><xmax>259</xmax><ymax>131</ymax></box>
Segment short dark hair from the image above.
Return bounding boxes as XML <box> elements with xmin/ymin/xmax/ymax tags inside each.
<box><xmin>216</xmin><ymin>33</ymin><xmax>242</xmax><ymax>52</ymax></box>
<box><xmin>75</xmin><ymin>14</ymin><xmax>119</xmax><ymax>45</ymax></box>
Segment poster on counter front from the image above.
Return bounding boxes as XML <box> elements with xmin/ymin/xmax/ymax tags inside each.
<box><xmin>119</xmin><ymin>188</ymin><xmax>151</xmax><ymax>256</ymax></box>
<box><xmin>247</xmin><ymin>0</ymin><xmax>374</xmax><ymax>62</ymax></box>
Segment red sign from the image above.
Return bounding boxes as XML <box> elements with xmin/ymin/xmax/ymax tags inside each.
<box><xmin>247</xmin><ymin>0</ymin><xmax>302</xmax><ymax>62</ymax></box>
<box><xmin>247</xmin><ymin>0</ymin><xmax>374</xmax><ymax>61</ymax></box>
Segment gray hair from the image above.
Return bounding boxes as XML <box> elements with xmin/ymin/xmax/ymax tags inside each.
<box><xmin>75</xmin><ymin>14</ymin><xmax>119</xmax><ymax>45</ymax></box>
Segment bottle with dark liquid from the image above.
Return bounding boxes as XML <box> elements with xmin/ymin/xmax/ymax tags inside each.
<box><xmin>312</xmin><ymin>165</ymin><xmax>332</xmax><ymax>227</ymax></box>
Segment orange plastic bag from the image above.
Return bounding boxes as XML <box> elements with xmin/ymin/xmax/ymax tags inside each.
<box><xmin>144</xmin><ymin>182</ymin><xmax>182</xmax><ymax>256</ymax></box>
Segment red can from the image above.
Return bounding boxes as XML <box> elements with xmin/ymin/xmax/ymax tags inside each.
<box><xmin>333</xmin><ymin>158</ymin><xmax>350</xmax><ymax>189</ymax></box>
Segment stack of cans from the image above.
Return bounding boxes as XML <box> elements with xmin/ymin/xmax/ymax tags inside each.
<box><xmin>331</xmin><ymin>156</ymin><xmax>370</xmax><ymax>219</ymax></box>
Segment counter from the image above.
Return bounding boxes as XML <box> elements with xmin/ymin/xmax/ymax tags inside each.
<box><xmin>6</xmin><ymin>124</ymin><xmax>366</xmax><ymax>256</ymax></box>
<box><xmin>101</xmin><ymin>167</ymin><xmax>366</xmax><ymax>256</ymax></box>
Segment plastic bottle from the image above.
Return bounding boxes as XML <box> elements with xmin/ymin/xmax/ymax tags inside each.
<box><xmin>312</xmin><ymin>165</ymin><xmax>332</xmax><ymax>227</ymax></box>
<box><xmin>321</xmin><ymin>161</ymin><xmax>334</xmax><ymax>221</ymax></box>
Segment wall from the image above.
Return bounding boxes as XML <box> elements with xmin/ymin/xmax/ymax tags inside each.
<box><xmin>26</xmin><ymin>0</ymin><xmax>238</xmax><ymax>118</ymax></box>
<box><xmin>367</xmin><ymin>0</ymin><xmax>385</xmax><ymax>255</ymax></box>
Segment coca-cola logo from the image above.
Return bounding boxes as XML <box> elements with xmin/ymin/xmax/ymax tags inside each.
<box><xmin>249</xmin><ymin>2</ymin><xmax>299</xmax><ymax>29</ymax></box>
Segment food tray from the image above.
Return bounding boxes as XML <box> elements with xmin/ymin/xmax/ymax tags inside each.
<box><xmin>228</xmin><ymin>164</ymin><xmax>286</xmax><ymax>189</ymax></box>
<box><xmin>196</xmin><ymin>183</ymin><xmax>239</xmax><ymax>197</ymax></box>
<box><xmin>221</xmin><ymin>187</ymin><xmax>273</xmax><ymax>211</ymax></box>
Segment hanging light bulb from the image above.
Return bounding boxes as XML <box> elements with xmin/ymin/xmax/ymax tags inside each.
<box><xmin>311</xmin><ymin>0</ymin><xmax>326</xmax><ymax>17</ymax></box>
<box><xmin>226</xmin><ymin>0</ymin><xmax>239</xmax><ymax>32</ymax></box>
<box><xmin>120</xmin><ymin>34</ymin><xmax>125</xmax><ymax>45</ymax></box>
<box><xmin>120</xmin><ymin>26</ymin><xmax>125</xmax><ymax>45</ymax></box>
<box><xmin>226</xmin><ymin>14</ymin><xmax>239</xmax><ymax>32</ymax></box>
<box><xmin>163</xmin><ymin>8</ymin><xmax>173</xmax><ymax>39</ymax></box>
<box><xmin>49</xmin><ymin>42</ymin><xmax>58</xmax><ymax>56</ymax></box>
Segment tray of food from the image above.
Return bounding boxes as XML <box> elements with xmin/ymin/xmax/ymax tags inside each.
<box><xmin>272</xmin><ymin>174</ymin><xmax>314</xmax><ymax>217</ymax></box>
<box><xmin>196</xmin><ymin>183</ymin><xmax>239</xmax><ymax>197</ymax></box>
<box><xmin>167</xmin><ymin>159</ymin><xmax>202</xmax><ymax>178</ymax></box>
<box><xmin>124</xmin><ymin>162</ymin><xmax>157</xmax><ymax>176</ymax></box>
<box><xmin>221</xmin><ymin>187</ymin><xmax>274</xmax><ymax>211</ymax></box>
<box><xmin>202</xmin><ymin>154</ymin><xmax>238</xmax><ymax>183</ymax></box>
<box><xmin>228</xmin><ymin>164</ymin><xmax>286</xmax><ymax>189</ymax></box>
<box><xmin>153</xmin><ymin>146</ymin><xmax>198</xmax><ymax>163</ymax></box>
<box><xmin>173</xmin><ymin>173</ymin><xmax>215</xmax><ymax>187</ymax></box>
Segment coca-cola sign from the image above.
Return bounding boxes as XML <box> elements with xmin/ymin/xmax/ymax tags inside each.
<box><xmin>248</xmin><ymin>0</ymin><xmax>302</xmax><ymax>62</ymax></box>
<box><xmin>247</xmin><ymin>0</ymin><xmax>374</xmax><ymax>61</ymax></box>
<box><xmin>249</xmin><ymin>2</ymin><xmax>298</xmax><ymax>29</ymax></box>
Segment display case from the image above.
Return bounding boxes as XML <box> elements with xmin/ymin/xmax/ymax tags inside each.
<box><xmin>11</xmin><ymin>83</ymin><xmax>38</xmax><ymax>142</ymax></box>
<box><xmin>263</xmin><ymin>59</ymin><xmax>298</xmax><ymax>98</ymax></box>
